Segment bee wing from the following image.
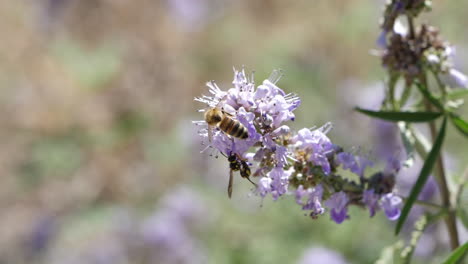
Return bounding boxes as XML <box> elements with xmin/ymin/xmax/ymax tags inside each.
<box><xmin>221</xmin><ymin>104</ymin><xmax>236</xmax><ymax>117</ymax></box>
<box><xmin>228</xmin><ymin>169</ymin><xmax>233</xmax><ymax>199</ymax></box>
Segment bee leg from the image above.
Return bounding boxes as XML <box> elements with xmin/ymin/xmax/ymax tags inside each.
<box><xmin>228</xmin><ymin>169</ymin><xmax>234</xmax><ymax>199</ymax></box>
<box><xmin>207</xmin><ymin>127</ymin><xmax>213</xmax><ymax>142</ymax></box>
<box><xmin>245</xmin><ymin>177</ymin><xmax>257</xmax><ymax>188</ymax></box>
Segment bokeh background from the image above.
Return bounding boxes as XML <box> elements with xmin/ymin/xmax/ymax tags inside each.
<box><xmin>1</xmin><ymin>0</ymin><xmax>467</xmax><ymax>263</ymax></box>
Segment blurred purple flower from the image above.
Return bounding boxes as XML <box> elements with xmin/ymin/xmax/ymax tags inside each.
<box><xmin>325</xmin><ymin>192</ymin><xmax>349</xmax><ymax>224</ymax></box>
<box><xmin>257</xmin><ymin>176</ymin><xmax>273</xmax><ymax>198</ymax></box>
<box><xmin>336</xmin><ymin>152</ymin><xmax>373</xmax><ymax>177</ymax></box>
<box><xmin>363</xmin><ymin>189</ymin><xmax>380</xmax><ymax>217</ymax></box>
<box><xmin>377</xmin><ymin>30</ymin><xmax>388</xmax><ymax>49</ymax></box>
<box><xmin>441</xmin><ymin>68</ymin><xmax>468</xmax><ymax>88</ymax></box>
<box><xmin>166</xmin><ymin>0</ymin><xmax>214</xmax><ymax>32</ymax></box>
<box><xmin>301</xmin><ymin>185</ymin><xmax>325</xmax><ymax>218</ymax></box>
<box><xmin>140</xmin><ymin>187</ymin><xmax>208</xmax><ymax>264</ymax></box>
<box><xmin>26</xmin><ymin>215</ymin><xmax>57</xmax><ymax>257</ymax></box>
<box><xmin>298</xmin><ymin>247</ymin><xmax>349</xmax><ymax>264</ymax></box>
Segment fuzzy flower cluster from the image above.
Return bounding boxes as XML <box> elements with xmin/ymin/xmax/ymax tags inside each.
<box><xmin>194</xmin><ymin>68</ymin><xmax>402</xmax><ymax>224</ymax></box>
<box><xmin>378</xmin><ymin>0</ymin><xmax>467</xmax><ymax>87</ymax></box>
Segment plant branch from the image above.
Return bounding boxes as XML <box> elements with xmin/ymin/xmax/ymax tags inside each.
<box><xmin>420</xmin><ymin>73</ymin><xmax>460</xmax><ymax>249</ymax></box>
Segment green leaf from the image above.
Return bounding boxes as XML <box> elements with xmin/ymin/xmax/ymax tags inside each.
<box><xmin>414</xmin><ymin>82</ymin><xmax>445</xmax><ymax>111</ymax></box>
<box><xmin>395</xmin><ymin>117</ymin><xmax>447</xmax><ymax>235</ymax></box>
<box><xmin>450</xmin><ymin>114</ymin><xmax>468</xmax><ymax>138</ymax></box>
<box><xmin>447</xmin><ymin>89</ymin><xmax>468</xmax><ymax>99</ymax></box>
<box><xmin>458</xmin><ymin>208</ymin><xmax>468</xmax><ymax>230</ymax></box>
<box><xmin>355</xmin><ymin>108</ymin><xmax>443</xmax><ymax>122</ymax></box>
<box><xmin>442</xmin><ymin>241</ymin><xmax>468</xmax><ymax>264</ymax></box>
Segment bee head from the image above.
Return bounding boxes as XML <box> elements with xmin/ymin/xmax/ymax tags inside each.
<box><xmin>205</xmin><ymin>108</ymin><xmax>223</xmax><ymax>125</ymax></box>
<box><xmin>228</xmin><ymin>153</ymin><xmax>237</xmax><ymax>163</ymax></box>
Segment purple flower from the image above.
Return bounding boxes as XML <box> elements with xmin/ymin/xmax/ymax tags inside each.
<box><xmin>269</xmin><ymin>167</ymin><xmax>292</xmax><ymax>200</ymax></box>
<box><xmin>325</xmin><ymin>192</ymin><xmax>349</xmax><ymax>224</ymax></box>
<box><xmin>194</xmin><ymin>68</ymin><xmax>300</xmax><ymax>157</ymax></box>
<box><xmin>442</xmin><ymin>68</ymin><xmax>468</xmax><ymax>88</ymax></box>
<box><xmin>384</xmin><ymin>156</ymin><xmax>401</xmax><ymax>174</ymax></box>
<box><xmin>231</xmin><ymin>107</ymin><xmax>261</xmax><ymax>155</ymax></box>
<box><xmin>141</xmin><ymin>187</ymin><xmax>209</xmax><ymax>264</ymax></box>
<box><xmin>257</xmin><ymin>177</ymin><xmax>273</xmax><ymax>198</ymax></box>
<box><xmin>353</xmin><ymin>156</ymin><xmax>373</xmax><ymax>177</ymax></box>
<box><xmin>26</xmin><ymin>215</ymin><xmax>57</xmax><ymax>256</ymax></box>
<box><xmin>292</xmin><ymin>128</ymin><xmax>334</xmax><ymax>174</ymax></box>
<box><xmin>295</xmin><ymin>185</ymin><xmax>307</xmax><ymax>205</ymax></box>
<box><xmin>363</xmin><ymin>189</ymin><xmax>380</xmax><ymax>217</ymax></box>
<box><xmin>336</xmin><ymin>152</ymin><xmax>356</xmax><ymax>170</ymax></box>
<box><xmin>302</xmin><ymin>185</ymin><xmax>325</xmax><ymax>217</ymax></box>
<box><xmin>274</xmin><ymin>145</ymin><xmax>289</xmax><ymax>167</ymax></box>
<box><xmin>336</xmin><ymin>152</ymin><xmax>373</xmax><ymax>177</ymax></box>
<box><xmin>380</xmin><ymin>193</ymin><xmax>402</xmax><ymax>220</ymax></box>
<box><xmin>377</xmin><ymin>30</ymin><xmax>388</xmax><ymax>49</ymax></box>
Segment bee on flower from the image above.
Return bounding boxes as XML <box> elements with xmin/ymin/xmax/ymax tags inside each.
<box><xmin>193</xmin><ymin>67</ymin><xmax>402</xmax><ymax>224</ymax></box>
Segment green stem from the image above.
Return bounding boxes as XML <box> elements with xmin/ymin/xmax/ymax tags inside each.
<box><xmin>388</xmin><ymin>74</ymin><xmax>398</xmax><ymax>110</ymax></box>
<box><xmin>420</xmin><ymin>73</ymin><xmax>460</xmax><ymax>249</ymax></box>
<box><xmin>399</xmin><ymin>82</ymin><xmax>413</xmax><ymax>108</ymax></box>
<box><xmin>431</xmin><ymin>69</ymin><xmax>447</xmax><ymax>96</ymax></box>
<box><xmin>408</xmin><ymin>125</ymin><xmax>430</xmax><ymax>159</ymax></box>
<box><xmin>455</xmin><ymin>166</ymin><xmax>468</xmax><ymax>207</ymax></box>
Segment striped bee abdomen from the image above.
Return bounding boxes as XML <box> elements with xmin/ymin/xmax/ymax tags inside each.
<box><xmin>218</xmin><ymin>116</ymin><xmax>249</xmax><ymax>139</ymax></box>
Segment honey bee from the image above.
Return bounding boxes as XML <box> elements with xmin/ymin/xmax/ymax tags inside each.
<box><xmin>227</xmin><ymin>152</ymin><xmax>256</xmax><ymax>198</ymax></box>
<box><xmin>204</xmin><ymin>102</ymin><xmax>248</xmax><ymax>142</ymax></box>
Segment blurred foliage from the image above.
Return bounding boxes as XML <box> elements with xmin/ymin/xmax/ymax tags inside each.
<box><xmin>0</xmin><ymin>0</ymin><xmax>466</xmax><ymax>263</ymax></box>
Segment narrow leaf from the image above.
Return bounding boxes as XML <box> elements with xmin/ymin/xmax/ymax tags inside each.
<box><xmin>447</xmin><ymin>89</ymin><xmax>468</xmax><ymax>99</ymax></box>
<box><xmin>442</xmin><ymin>241</ymin><xmax>468</xmax><ymax>264</ymax></box>
<box><xmin>355</xmin><ymin>108</ymin><xmax>443</xmax><ymax>122</ymax></box>
<box><xmin>395</xmin><ymin>117</ymin><xmax>447</xmax><ymax>235</ymax></box>
<box><xmin>458</xmin><ymin>208</ymin><xmax>468</xmax><ymax>230</ymax></box>
<box><xmin>450</xmin><ymin>114</ymin><xmax>468</xmax><ymax>138</ymax></box>
<box><xmin>414</xmin><ymin>82</ymin><xmax>444</xmax><ymax>111</ymax></box>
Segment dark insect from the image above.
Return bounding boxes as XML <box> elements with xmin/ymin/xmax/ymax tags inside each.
<box><xmin>227</xmin><ymin>152</ymin><xmax>256</xmax><ymax>198</ymax></box>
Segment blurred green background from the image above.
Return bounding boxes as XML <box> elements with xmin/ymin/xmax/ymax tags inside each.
<box><xmin>0</xmin><ymin>0</ymin><xmax>467</xmax><ymax>263</ymax></box>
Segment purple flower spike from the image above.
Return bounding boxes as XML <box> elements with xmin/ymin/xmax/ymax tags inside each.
<box><xmin>363</xmin><ymin>189</ymin><xmax>380</xmax><ymax>217</ymax></box>
<box><xmin>325</xmin><ymin>192</ymin><xmax>349</xmax><ymax>224</ymax></box>
<box><xmin>380</xmin><ymin>193</ymin><xmax>402</xmax><ymax>221</ymax></box>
